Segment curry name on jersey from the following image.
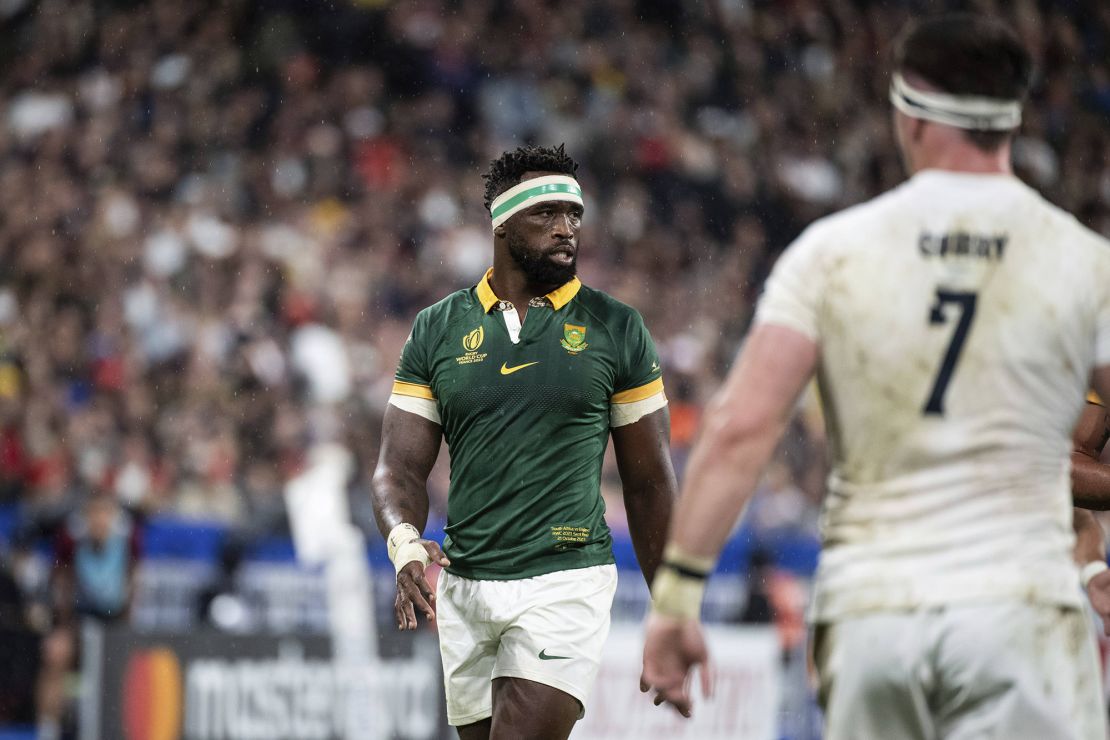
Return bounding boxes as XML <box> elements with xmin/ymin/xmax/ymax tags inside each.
<box><xmin>391</xmin><ymin>270</ymin><xmax>664</xmax><ymax>580</ymax></box>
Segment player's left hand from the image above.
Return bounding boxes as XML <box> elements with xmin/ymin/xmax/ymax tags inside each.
<box><xmin>640</xmin><ymin>612</ymin><xmax>713</xmax><ymax>718</ymax></box>
<box><xmin>1087</xmin><ymin>568</ymin><xmax>1110</xmax><ymax>636</ymax></box>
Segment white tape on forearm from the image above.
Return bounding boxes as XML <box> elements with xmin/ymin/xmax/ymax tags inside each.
<box><xmin>1081</xmin><ymin>560</ymin><xmax>1108</xmax><ymax>588</ymax></box>
<box><xmin>387</xmin><ymin>523</ymin><xmax>431</xmax><ymax>573</ymax></box>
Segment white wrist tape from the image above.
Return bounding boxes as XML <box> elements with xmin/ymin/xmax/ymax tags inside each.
<box><xmin>650</xmin><ymin>566</ymin><xmax>707</xmax><ymax>620</ymax></box>
<box><xmin>387</xmin><ymin>523</ymin><xmax>431</xmax><ymax>574</ymax></box>
<box><xmin>649</xmin><ymin>545</ymin><xmax>714</xmax><ymax>621</ymax></box>
<box><xmin>1081</xmin><ymin>560</ymin><xmax>1108</xmax><ymax>588</ymax></box>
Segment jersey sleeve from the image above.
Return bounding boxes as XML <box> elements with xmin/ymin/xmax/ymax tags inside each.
<box><xmin>1096</xmin><ymin>283</ymin><xmax>1110</xmax><ymax>369</ymax></box>
<box><xmin>753</xmin><ymin>224</ymin><xmax>827</xmax><ymax>342</ymax></box>
<box><xmin>390</xmin><ymin>311</ymin><xmax>441</xmax><ymax>424</ymax></box>
<box><xmin>610</xmin><ymin>310</ymin><xmax>666</xmax><ymax>427</ymax></box>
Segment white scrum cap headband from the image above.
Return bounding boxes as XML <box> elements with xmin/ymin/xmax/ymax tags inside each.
<box><xmin>889</xmin><ymin>72</ymin><xmax>1022</xmax><ymax>131</ymax></box>
<box><xmin>490</xmin><ymin>175</ymin><xmax>583</xmax><ymax>231</ymax></box>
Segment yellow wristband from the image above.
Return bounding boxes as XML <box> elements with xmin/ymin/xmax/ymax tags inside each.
<box><xmin>650</xmin><ymin>564</ymin><xmax>708</xmax><ymax>621</ymax></box>
<box><xmin>651</xmin><ymin>545</ymin><xmax>714</xmax><ymax>620</ymax></box>
<box><xmin>387</xmin><ymin>523</ymin><xmax>431</xmax><ymax>573</ymax></box>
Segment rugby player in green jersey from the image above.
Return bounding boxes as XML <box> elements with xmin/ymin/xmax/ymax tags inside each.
<box><xmin>371</xmin><ymin>144</ymin><xmax>678</xmax><ymax>739</ymax></box>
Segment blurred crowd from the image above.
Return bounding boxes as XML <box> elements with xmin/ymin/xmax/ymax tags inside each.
<box><xmin>1</xmin><ymin>0</ymin><xmax>1109</xmax><ymax>571</ymax></box>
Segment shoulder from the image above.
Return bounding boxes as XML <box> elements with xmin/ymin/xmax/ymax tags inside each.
<box><xmin>798</xmin><ymin>187</ymin><xmax>908</xmax><ymax>248</ymax></box>
<box><xmin>411</xmin><ymin>287</ymin><xmax>482</xmax><ymax>340</ymax></box>
<box><xmin>1024</xmin><ymin>189</ymin><xmax>1110</xmax><ymax>254</ymax></box>
<box><xmin>416</xmin><ymin>287</ymin><xmax>479</xmax><ymax>323</ymax></box>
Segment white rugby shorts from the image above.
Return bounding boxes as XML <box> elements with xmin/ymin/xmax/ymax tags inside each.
<box><xmin>814</xmin><ymin>602</ymin><xmax>1106</xmax><ymax>740</ymax></box>
<box><xmin>435</xmin><ymin>563</ymin><xmax>618</xmax><ymax>726</ymax></box>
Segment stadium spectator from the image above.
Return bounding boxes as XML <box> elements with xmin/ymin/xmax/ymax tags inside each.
<box><xmin>37</xmin><ymin>492</ymin><xmax>140</xmax><ymax>740</ymax></box>
<box><xmin>1</xmin><ymin>0</ymin><xmax>1108</xmax><ymax>546</ymax></box>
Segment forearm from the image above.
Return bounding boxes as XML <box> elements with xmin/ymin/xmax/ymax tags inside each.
<box><xmin>670</xmin><ymin>412</ymin><xmax>787</xmax><ymax>562</ymax></box>
<box><xmin>1071</xmin><ymin>451</ymin><xmax>1110</xmax><ymax>510</ymax></box>
<box><xmin>623</xmin><ymin>483</ymin><xmax>673</xmax><ymax>586</ymax></box>
<box><xmin>1074</xmin><ymin>507</ymin><xmax>1106</xmax><ymax>566</ymax></box>
<box><xmin>371</xmin><ymin>468</ymin><xmax>431</xmax><ymax>536</ymax></box>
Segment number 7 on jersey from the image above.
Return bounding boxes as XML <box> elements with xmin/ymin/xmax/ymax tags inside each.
<box><xmin>923</xmin><ymin>289</ymin><xmax>978</xmax><ymax>416</ymax></box>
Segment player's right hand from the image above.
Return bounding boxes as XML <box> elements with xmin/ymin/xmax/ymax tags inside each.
<box><xmin>640</xmin><ymin>611</ymin><xmax>713</xmax><ymax>718</ymax></box>
<box><xmin>395</xmin><ymin>540</ymin><xmax>450</xmax><ymax>631</ymax></box>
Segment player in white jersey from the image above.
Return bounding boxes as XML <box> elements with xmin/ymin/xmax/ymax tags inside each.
<box><xmin>642</xmin><ymin>13</ymin><xmax>1110</xmax><ymax>740</ymax></box>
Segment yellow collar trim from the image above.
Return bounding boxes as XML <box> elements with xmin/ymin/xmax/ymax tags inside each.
<box><xmin>475</xmin><ymin>268</ymin><xmax>582</xmax><ymax>312</ymax></box>
<box><xmin>476</xmin><ymin>268</ymin><xmax>499</xmax><ymax>312</ymax></box>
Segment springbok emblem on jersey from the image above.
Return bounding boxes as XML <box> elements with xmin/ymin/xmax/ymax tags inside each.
<box><xmin>561</xmin><ymin>324</ymin><xmax>588</xmax><ymax>354</ymax></box>
<box><xmin>463</xmin><ymin>326</ymin><xmax>485</xmax><ymax>352</ymax></box>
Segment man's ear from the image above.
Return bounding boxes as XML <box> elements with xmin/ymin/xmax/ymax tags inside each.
<box><xmin>493</xmin><ymin>223</ymin><xmax>507</xmax><ymax>238</ymax></box>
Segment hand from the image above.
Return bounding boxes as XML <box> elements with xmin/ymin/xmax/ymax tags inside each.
<box><xmin>640</xmin><ymin>612</ymin><xmax>713</xmax><ymax>718</ymax></box>
<box><xmin>395</xmin><ymin>540</ymin><xmax>450</xmax><ymax>630</ymax></box>
<box><xmin>1087</xmin><ymin>568</ymin><xmax>1110</xmax><ymax>636</ymax></box>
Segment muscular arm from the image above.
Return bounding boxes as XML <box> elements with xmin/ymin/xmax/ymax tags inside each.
<box><xmin>611</xmin><ymin>406</ymin><xmax>678</xmax><ymax>587</ymax></box>
<box><xmin>371</xmin><ymin>404</ymin><xmax>442</xmax><ymax>535</ymax></box>
<box><xmin>666</xmin><ymin>325</ymin><xmax>819</xmax><ymax>562</ymax></box>
<box><xmin>1071</xmin><ymin>401</ymin><xmax>1110</xmax><ymax>510</ymax></box>
<box><xmin>372</xmin><ymin>404</ymin><xmax>449</xmax><ymax>629</ymax></box>
<box><xmin>641</xmin><ymin>324</ymin><xmax>818</xmax><ymax>716</ymax></box>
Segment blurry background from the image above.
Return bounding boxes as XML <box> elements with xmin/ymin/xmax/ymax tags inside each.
<box><xmin>1</xmin><ymin>0</ymin><xmax>1109</xmax><ymax>738</ymax></box>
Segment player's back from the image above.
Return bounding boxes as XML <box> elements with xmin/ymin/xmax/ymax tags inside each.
<box><xmin>759</xmin><ymin>169</ymin><xmax>1110</xmax><ymax>619</ymax></box>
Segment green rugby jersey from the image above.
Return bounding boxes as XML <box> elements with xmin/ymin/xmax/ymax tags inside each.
<box><xmin>392</xmin><ymin>269</ymin><xmax>664</xmax><ymax>580</ymax></box>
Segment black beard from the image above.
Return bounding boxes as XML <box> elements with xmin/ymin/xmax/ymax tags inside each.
<box><xmin>507</xmin><ymin>232</ymin><xmax>577</xmax><ymax>286</ymax></box>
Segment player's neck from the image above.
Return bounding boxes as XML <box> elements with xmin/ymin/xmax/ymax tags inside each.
<box><xmin>488</xmin><ymin>260</ymin><xmax>561</xmax><ymax>313</ymax></box>
<box><xmin>912</xmin><ymin>142</ymin><xmax>1013</xmax><ymax>177</ymax></box>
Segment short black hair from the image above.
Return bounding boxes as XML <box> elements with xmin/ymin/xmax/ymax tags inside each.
<box><xmin>482</xmin><ymin>144</ymin><xmax>579</xmax><ymax>212</ymax></box>
<box><xmin>893</xmin><ymin>13</ymin><xmax>1033</xmax><ymax>151</ymax></box>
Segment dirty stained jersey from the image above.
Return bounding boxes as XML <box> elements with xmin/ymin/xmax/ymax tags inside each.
<box><xmin>755</xmin><ymin>169</ymin><xmax>1110</xmax><ymax>621</ymax></box>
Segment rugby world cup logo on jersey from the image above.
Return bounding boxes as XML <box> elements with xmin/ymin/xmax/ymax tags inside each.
<box><xmin>457</xmin><ymin>326</ymin><xmax>488</xmax><ymax>365</ymax></box>
<box><xmin>560</xmin><ymin>324</ymin><xmax>588</xmax><ymax>354</ymax></box>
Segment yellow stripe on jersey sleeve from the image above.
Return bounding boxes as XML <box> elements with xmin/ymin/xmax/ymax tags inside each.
<box><xmin>611</xmin><ymin>377</ymin><xmax>664</xmax><ymax>404</ymax></box>
<box><xmin>392</xmin><ymin>380</ymin><xmax>436</xmax><ymax>400</ymax></box>
<box><xmin>1088</xmin><ymin>390</ymin><xmax>1104</xmax><ymax>406</ymax></box>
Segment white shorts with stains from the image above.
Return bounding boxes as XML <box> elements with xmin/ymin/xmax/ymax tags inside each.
<box><xmin>814</xmin><ymin>602</ymin><xmax>1106</xmax><ymax>740</ymax></box>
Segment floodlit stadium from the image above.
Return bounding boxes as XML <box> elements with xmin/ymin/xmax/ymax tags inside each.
<box><xmin>2</xmin><ymin>1</ymin><xmax>1110</xmax><ymax>739</ymax></box>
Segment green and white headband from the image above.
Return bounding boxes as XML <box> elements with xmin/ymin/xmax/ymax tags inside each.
<box><xmin>490</xmin><ymin>175</ymin><xmax>584</xmax><ymax>230</ymax></box>
<box><xmin>890</xmin><ymin>72</ymin><xmax>1022</xmax><ymax>131</ymax></box>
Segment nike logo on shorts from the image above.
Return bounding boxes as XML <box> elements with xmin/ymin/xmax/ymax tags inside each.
<box><xmin>538</xmin><ymin>649</ymin><xmax>571</xmax><ymax>660</ymax></box>
<box><xmin>500</xmin><ymin>361</ymin><xmax>539</xmax><ymax>375</ymax></box>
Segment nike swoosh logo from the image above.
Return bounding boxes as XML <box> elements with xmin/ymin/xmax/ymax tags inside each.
<box><xmin>538</xmin><ymin>649</ymin><xmax>571</xmax><ymax>661</ymax></box>
<box><xmin>500</xmin><ymin>361</ymin><xmax>539</xmax><ymax>375</ymax></box>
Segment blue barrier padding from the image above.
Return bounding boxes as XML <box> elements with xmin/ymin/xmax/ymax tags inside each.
<box><xmin>0</xmin><ymin>726</ymin><xmax>36</xmax><ymax>740</ymax></box>
<box><xmin>0</xmin><ymin>504</ymin><xmax>821</xmax><ymax>577</ymax></box>
<box><xmin>142</xmin><ymin>518</ymin><xmax>226</xmax><ymax>560</ymax></box>
<box><xmin>0</xmin><ymin>505</ymin><xmax>15</xmax><ymax>544</ymax></box>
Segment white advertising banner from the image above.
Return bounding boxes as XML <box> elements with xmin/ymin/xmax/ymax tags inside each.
<box><xmin>574</xmin><ymin>624</ymin><xmax>782</xmax><ymax>740</ymax></box>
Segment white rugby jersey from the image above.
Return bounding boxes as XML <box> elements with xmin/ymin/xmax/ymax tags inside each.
<box><xmin>756</xmin><ymin>170</ymin><xmax>1110</xmax><ymax>621</ymax></box>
